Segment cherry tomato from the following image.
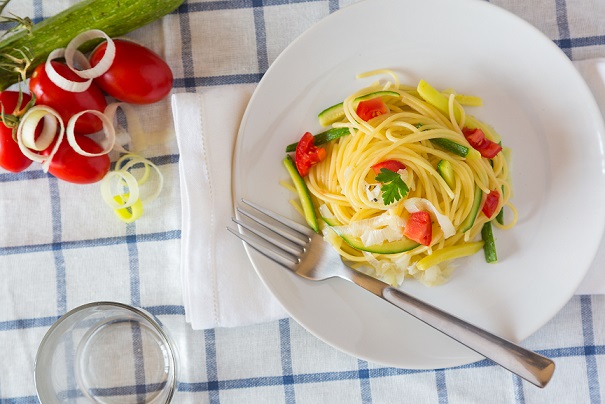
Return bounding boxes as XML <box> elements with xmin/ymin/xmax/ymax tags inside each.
<box><xmin>403</xmin><ymin>211</ymin><xmax>432</xmax><ymax>246</ymax></box>
<box><xmin>0</xmin><ymin>91</ymin><xmax>33</xmax><ymax>172</ymax></box>
<box><xmin>482</xmin><ymin>190</ymin><xmax>501</xmax><ymax>218</ymax></box>
<box><xmin>29</xmin><ymin>61</ymin><xmax>107</xmax><ymax>135</ymax></box>
<box><xmin>462</xmin><ymin>127</ymin><xmax>502</xmax><ymax>159</ymax></box>
<box><xmin>45</xmin><ymin>136</ymin><xmax>110</xmax><ymax>184</ymax></box>
<box><xmin>89</xmin><ymin>39</ymin><xmax>174</xmax><ymax>104</ymax></box>
<box><xmin>371</xmin><ymin>159</ymin><xmax>405</xmax><ymax>175</ymax></box>
<box><xmin>295</xmin><ymin>132</ymin><xmax>326</xmax><ymax>177</ymax></box>
<box><xmin>356</xmin><ymin>97</ymin><xmax>388</xmax><ymax>121</ymax></box>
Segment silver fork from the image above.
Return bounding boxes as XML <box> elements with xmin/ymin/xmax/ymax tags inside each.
<box><xmin>228</xmin><ymin>199</ymin><xmax>555</xmax><ymax>388</ymax></box>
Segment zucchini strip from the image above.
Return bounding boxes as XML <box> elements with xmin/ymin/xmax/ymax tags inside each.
<box><xmin>285</xmin><ymin>127</ymin><xmax>351</xmax><ymax>152</ymax></box>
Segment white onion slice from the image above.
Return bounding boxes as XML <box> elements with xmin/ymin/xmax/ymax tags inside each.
<box><xmin>66</xmin><ymin>110</ymin><xmax>115</xmax><ymax>156</ymax></box>
<box><xmin>104</xmin><ymin>103</ymin><xmax>145</xmax><ymax>152</ymax></box>
<box><xmin>19</xmin><ymin>108</ymin><xmax>57</xmax><ymax>151</ymax></box>
<box><xmin>65</xmin><ymin>29</ymin><xmax>115</xmax><ymax>79</ymax></box>
<box><xmin>403</xmin><ymin>198</ymin><xmax>456</xmax><ymax>238</ymax></box>
<box><xmin>115</xmin><ymin>154</ymin><xmax>164</xmax><ymax>203</ymax></box>
<box><xmin>45</xmin><ymin>48</ymin><xmax>92</xmax><ymax>92</ymax></box>
<box><xmin>16</xmin><ymin>106</ymin><xmax>65</xmax><ymax>171</ymax></box>
<box><xmin>100</xmin><ymin>171</ymin><xmax>140</xmax><ymax>209</ymax></box>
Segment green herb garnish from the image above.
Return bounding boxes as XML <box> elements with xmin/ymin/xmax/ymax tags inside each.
<box><xmin>376</xmin><ymin>168</ymin><xmax>409</xmax><ymax>205</ymax></box>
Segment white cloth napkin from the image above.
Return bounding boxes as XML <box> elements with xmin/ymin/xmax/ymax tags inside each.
<box><xmin>172</xmin><ymin>59</ymin><xmax>605</xmax><ymax>330</ymax></box>
<box><xmin>572</xmin><ymin>58</ymin><xmax>605</xmax><ymax>294</ymax></box>
<box><xmin>172</xmin><ymin>85</ymin><xmax>288</xmax><ymax>330</ymax></box>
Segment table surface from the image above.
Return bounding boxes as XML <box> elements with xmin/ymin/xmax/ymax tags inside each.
<box><xmin>1</xmin><ymin>0</ymin><xmax>604</xmax><ymax>403</ymax></box>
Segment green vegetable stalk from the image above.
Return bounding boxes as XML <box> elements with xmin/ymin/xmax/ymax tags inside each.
<box><xmin>0</xmin><ymin>0</ymin><xmax>184</xmax><ymax>90</ymax></box>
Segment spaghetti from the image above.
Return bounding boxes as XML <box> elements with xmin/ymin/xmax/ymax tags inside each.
<box><xmin>288</xmin><ymin>70</ymin><xmax>517</xmax><ymax>287</ymax></box>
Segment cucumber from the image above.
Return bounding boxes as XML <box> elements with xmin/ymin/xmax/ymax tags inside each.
<box><xmin>430</xmin><ymin>138</ymin><xmax>481</xmax><ymax>160</ymax></box>
<box><xmin>481</xmin><ymin>221</ymin><xmax>498</xmax><ymax>263</ymax></box>
<box><xmin>322</xmin><ymin>216</ymin><xmax>419</xmax><ymax>254</ymax></box>
<box><xmin>436</xmin><ymin>159</ymin><xmax>455</xmax><ymax>189</ymax></box>
<box><xmin>459</xmin><ymin>185</ymin><xmax>483</xmax><ymax>233</ymax></box>
<box><xmin>318</xmin><ymin>90</ymin><xmax>400</xmax><ymax>126</ymax></box>
<box><xmin>0</xmin><ymin>0</ymin><xmax>184</xmax><ymax>90</ymax></box>
<box><xmin>285</xmin><ymin>127</ymin><xmax>351</xmax><ymax>153</ymax></box>
<box><xmin>338</xmin><ymin>233</ymin><xmax>420</xmax><ymax>254</ymax></box>
<box><xmin>283</xmin><ymin>155</ymin><xmax>319</xmax><ymax>232</ymax></box>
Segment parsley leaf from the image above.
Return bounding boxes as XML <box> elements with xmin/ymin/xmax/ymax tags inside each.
<box><xmin>375</xmin><ymin>168</ymin><xmax>409</xmax><ymax>205</ymax></box>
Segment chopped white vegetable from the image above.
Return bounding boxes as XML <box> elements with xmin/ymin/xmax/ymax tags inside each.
<box><xmin>16</xmin><ymin>105</ymin><xmax>65</xmax><ymax>172</ymax></box>
<box><xmin>45</xmin><ymin>48</ymin><xmax>92</xmax><ymax>92</ymax></box>
<box><xmin>65</xmin><ymin>29</ymin><xmax>116</xmax><ymax>80</ymax></box>
<box><xmin>66</xmin><ymin>110</ymin><xmax>116</xmax><ymax>156</ymax></box>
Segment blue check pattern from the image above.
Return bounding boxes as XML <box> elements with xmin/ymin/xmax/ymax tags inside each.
<box><xmin>0</xmin><ymin>0</ymin><xmax>604</xmax><ymax>403</ymax></box>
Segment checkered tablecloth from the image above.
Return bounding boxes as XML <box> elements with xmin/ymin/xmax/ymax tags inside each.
<box><xmin>1</xmin><ymin>0</ymin><xmax>604</xmax><ymax>403</ymax></box>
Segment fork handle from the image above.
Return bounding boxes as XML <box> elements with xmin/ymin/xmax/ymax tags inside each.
<box><xmin>344</xmin><ymin>269</ymin><xmax>555</xmax><ymax>388</ymax></box>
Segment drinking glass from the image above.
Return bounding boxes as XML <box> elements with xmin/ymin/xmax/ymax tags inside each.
<box><xmin>35</xmin><ymin>302</ymin><xmax>178</xmax><ymax>403</ymax></box>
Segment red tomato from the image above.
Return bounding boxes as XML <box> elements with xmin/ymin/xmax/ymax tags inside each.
<box><xmin>295</xmin><ymin>132</ymin><xmax>326</xmax><ymax>177</ymax></box>
<box><xmin>356</xmin><ymin>97</ymin><xmax>388</xmax><ymax>121</ymax></box>
<box><xmin>0</xmin><ymin>91</ymin><xmax>33</xmax><ymax>172</ymax></box>
<box><xmin>45</xmin><ymin>136</ymin><xmax>110</xmax><ymax>184</ymax></box>
<box><xmin>29</xmin><ymin>61</ymin><xmax>107</xmax><ymax>135</ymax></box>
<box><xmin>462</xmin><ymin>128</ymin><xmax>502</xmax><ymax>159</ymax></box>
<box><xmin>89</xmin><ymin>39</ymin><xmax>174</xmax><ymax>104</ymax></box>
<box><xmin>403</xmin><ymin>211</ymin><xmax>432</xmax><ymax>246</ymax></box>
<box><xmin>371</xmin><ymin>159</ymin><xmax>406</xmax><ymax>175</ymax></box>
<box><xmin>482</xmin><ymin>190</ymin><xmax>501</xmax><ymax>218</ymax></box>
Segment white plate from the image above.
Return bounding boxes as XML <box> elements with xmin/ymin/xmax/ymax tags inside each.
<box><xmin>233</xmin><ymin>0</ymin><xmax>605</xmax><ymax>369</ymax></box>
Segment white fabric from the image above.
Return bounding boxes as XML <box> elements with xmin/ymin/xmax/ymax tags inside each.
<box><xmin>573</xmin><ymin>58</ymin><xmax>605</xmax><ymax>295</ymax></box>
<box><xmin>172</xmin><ymin>85</ymin><xmax>287</xmax><ymax>330</ymax></box>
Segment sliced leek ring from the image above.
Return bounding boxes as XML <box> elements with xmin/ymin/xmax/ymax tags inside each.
<box><xmin>113</xmin><ymin>193</ymin><xmax>144</xmax><ymax>223</ymax></box>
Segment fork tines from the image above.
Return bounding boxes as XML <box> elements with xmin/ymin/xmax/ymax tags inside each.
<box><xmin>228</xmin><ymin>199</ymin><xmax>313</xmax><ymax>269</ymax></box>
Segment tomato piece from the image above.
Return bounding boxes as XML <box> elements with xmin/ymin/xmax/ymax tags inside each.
<box><xmin>371</xmin><ymin>159</ymin><xmax>405</xmax><ymax>175</ymax></box>
<box><xmin>462</xmin><ymin>128</ymin><xmax>502</xmax><ymax>159</ymax></box>
<box><xmin>294</xmin><ymin>132</ymin><xmax>326</xmax><ymax>177</ymax></box>
<box><xmin>89</xmin><ymin>39</ymin><xmax>174</xmax><ymax>104</ymax></box>
<box><xmin>44</xmin><ymin>136</ymin><xmax>110</xmax><ymax>184</ymax></box>
<box><xmin>482</xmin><ymin>190</ymin><xmax>500</xmax><ymax>218</ymax></box>
<box><xmin>0</xmin><ymin>91</ymin><xmax>33</xmax><ymax>172</ymax></box>
<box><xmin>29</xmin><ymin>61</ymin><xmax>107</xmax><ymax>135</ymax></box>
<box><xmin>356</xmin><ymin>97</ymin><xmax>388</xmax><ymax>121</ymax></box>
<box><xmin>403</xmin><ymin>211</ymin><xmax>432</xmax><ymax>246</ymax></box>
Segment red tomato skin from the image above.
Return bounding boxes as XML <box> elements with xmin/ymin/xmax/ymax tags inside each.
<box><xmin>29</xmin><ymin>62</ymin><xmax>107</xmax><ymax>135</ymax></box>
<box><xmin>295</xmin><ymin>132</ymin><xmax>326</xmax><ymax>177</ymax></box>
<box><xmin>482</xmin><ymin>190</ymin><xmax>501</xmax><ymax>218</ymax></box>
<box><xmin>0</xmin><ymin>91</ymin><xmax>33</xmax><ymax>172</ymax></box>
<box><xmin>371</xmin><ymin>160</ymin><xmax>405</xmax><ymax>175</ymax></box>
<box><xmin>356</xmin><ymin>98</ymin><xmax>388</xmax><ymax>121</ymax></box>
<box><xmin>90</xmin><ymin>39</ymin><xmax>173</xmax><ymax>104</ymax></box>
<box><xmin>462</xmin><ymin>128</ymin><xmax>502</xmax><ymax>159</ymax></box>
<box><xmin>46</xmin><ymin>136</ymin><xmax>110</xmax><ymax>184</ymax></box>
<box><xmin>404</xmin><ymin>211</ymin><xmax>433</xmax><ymax>246</ymax></box>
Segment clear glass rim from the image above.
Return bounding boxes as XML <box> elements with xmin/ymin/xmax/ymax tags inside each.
<box><xmin>34</xmin><ymin>301</ymin><xmax>178</xmax><ymax>403</ymax></box>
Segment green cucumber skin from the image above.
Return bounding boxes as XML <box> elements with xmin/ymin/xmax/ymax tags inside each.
<box><xmin>322</xmin><ymin>216</ymin><xmax>419</xmax><ymax>254</ymax></box>
<box><xmin>283</xmin><ymin>155</ymin><xmax>319</xmax><ymax>232</ymax></box>
<box><xmin>436</xmin><ymin>159</ymin><xmax>455</xmax><ymax>189</ymax></box>
<box><xmin>430</xmin><ymin>138</ymin><xmax>470</xmax><ymax>157</ymax></box>
<box><xmin>285</xmin><ymin>127</ymin><xmax>351</xmax><ymax>152</ymax></box>
<box><xmin>481</xmin><ymin>221</ymin><xmax>498</xmax><ymax>263</ymax></box>
<box><xmin>0</xmin><ymin>0</ymin><xmax>184</xmax><ymax>90</ymax></box>
<box><xmin>459</xmin><ymin>185</ymin><xmax>483</xmax><ymax>233</ymax></box>
<box><xmin>340</xmin><ymin>234</ymin><xmax>419</xmax><ymax>254</ymax></box>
